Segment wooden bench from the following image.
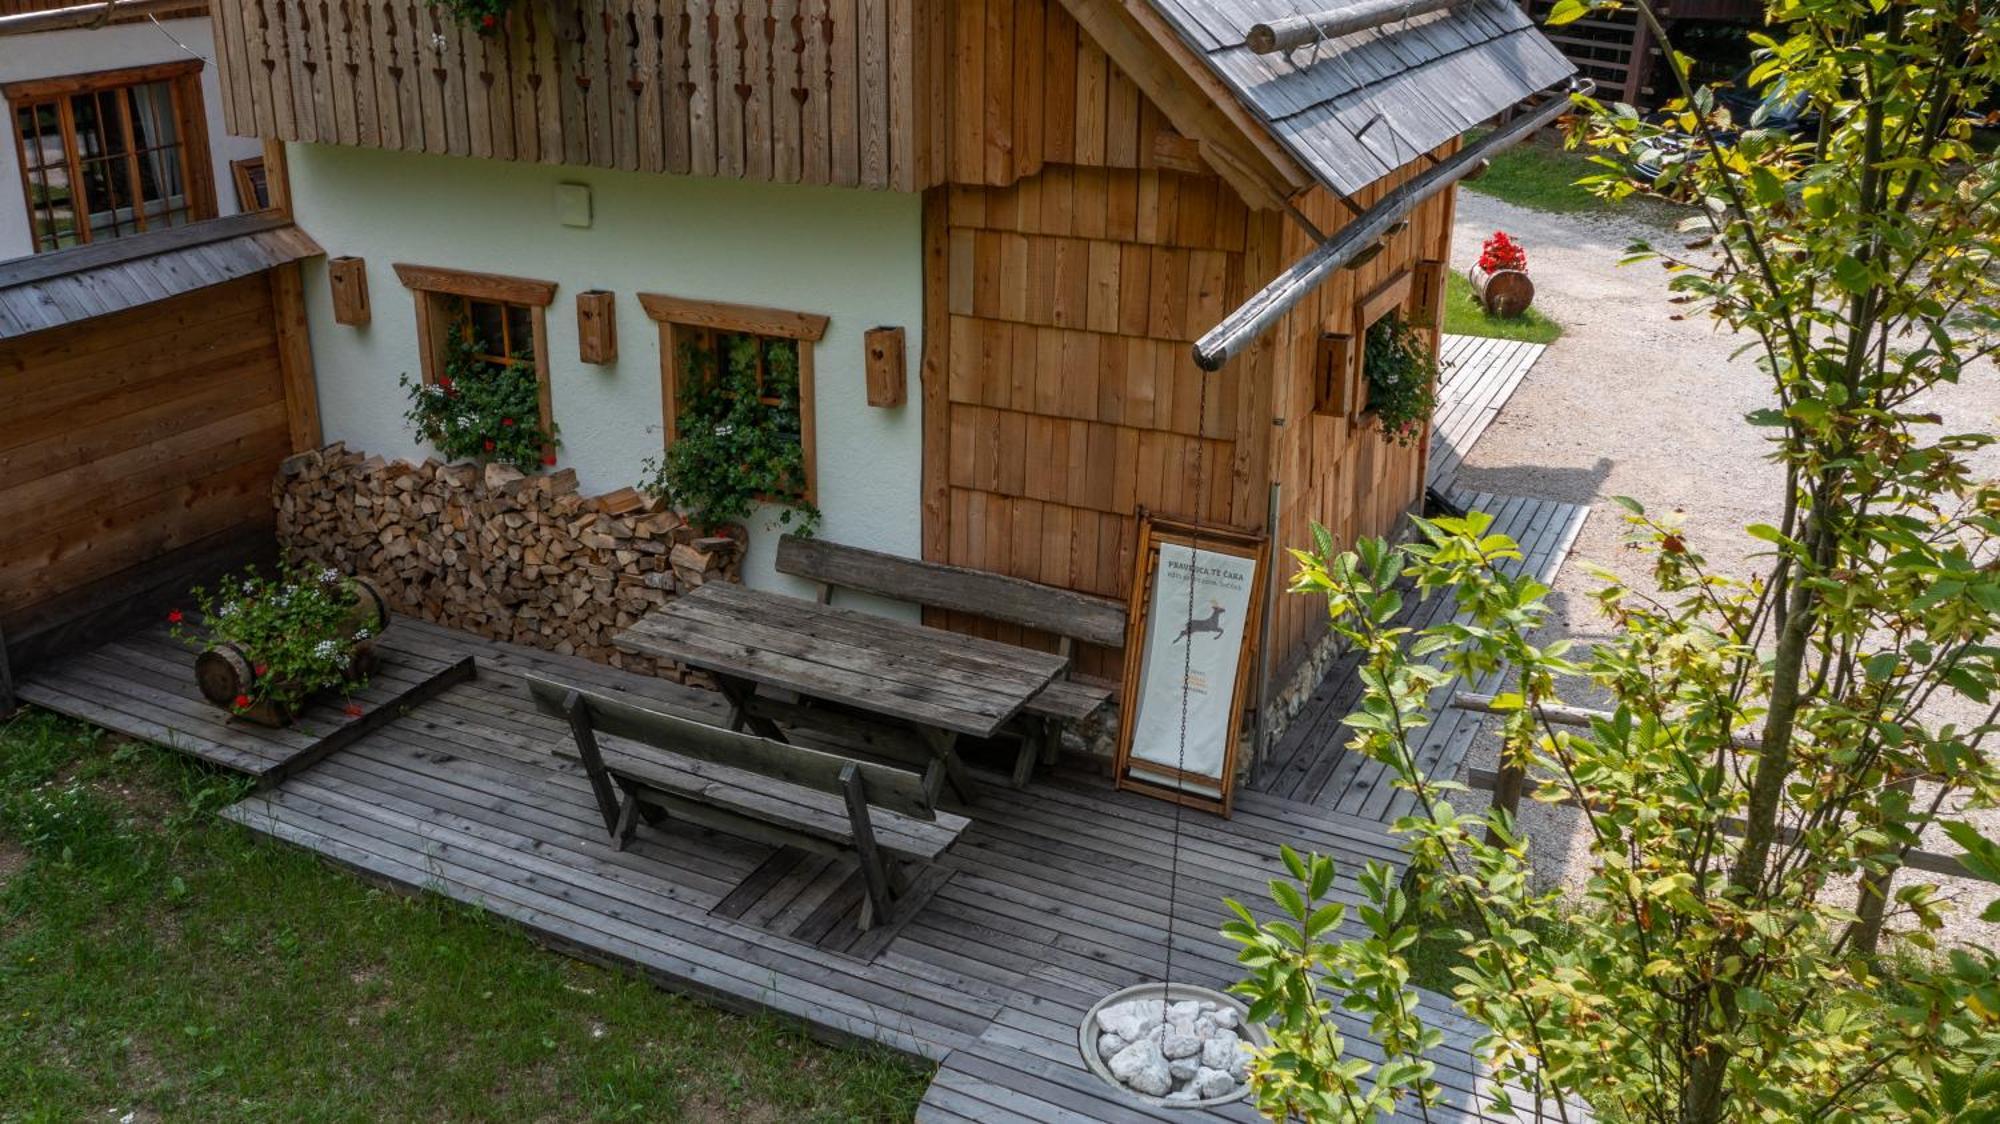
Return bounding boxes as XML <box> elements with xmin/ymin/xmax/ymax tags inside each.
<box><xmin>526</xmin><ymin>673</ymin><xmax>968</xmax><ymax>930</ymax></box>
<box><xmin>774</xmin><ymin>534</ymin><xmax>1125</xmax><ymax>785</ymax></box>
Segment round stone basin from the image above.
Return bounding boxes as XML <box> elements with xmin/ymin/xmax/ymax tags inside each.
<box><xmin>1078</xmin><ymin>982</ymin><xmax>1269</xmax><ymax>1109</ymax></box>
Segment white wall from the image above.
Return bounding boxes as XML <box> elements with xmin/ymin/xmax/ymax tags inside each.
<box><xmin>0</xmin><ymin>18</ymin><xmax>263</xmax><ymax>260</ymax></box>
<box><xmin>285</xmin><ymin>143</ymin><xmax>925</xmax><ymax>603</ymax></box>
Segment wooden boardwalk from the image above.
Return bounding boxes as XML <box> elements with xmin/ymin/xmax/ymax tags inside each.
<box><xmin>1429</xmin><ymin>334</ymin><xmax>1546</xmax><ymax>491</ymax></box>
<box><xmin>15</xmin><ymin>609</ymin><xmax>1557</xmax><ymax>1121</ymax></box>
<box><xmin>1251</xmin><ymin>490</ymin><xmax>1588</xmax><ymax>819</ymax></box>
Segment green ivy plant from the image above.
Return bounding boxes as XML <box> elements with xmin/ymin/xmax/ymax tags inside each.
<box><xmin>643</xmin><ymin>333</ymin><xmax>820</xmax><ymax>536</ymax></box>
<box><xmin>168</xmin><ymin>565</ymin><xmax>373</xmax><ymax>716</ymax></box>
<box><xmin>1361</xmin><ymin>312</ymin><xmax>1438</xmax><ymax>447</ymax></box>
<box><xmin>400</xmin><ymin>323</ymin><xmax>558</xmax><ymax>474</ymax></box>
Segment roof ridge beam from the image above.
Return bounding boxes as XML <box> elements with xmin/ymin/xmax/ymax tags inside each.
<box><xmin>1247</xmin><ymin>0</ymin><xmax>1478</xmax><ymax>55</ymax></box>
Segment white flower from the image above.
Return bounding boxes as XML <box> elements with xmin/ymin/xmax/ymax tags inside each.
<box><xmin>314</xmin><ymin>639</ymin><xmax>342</xmax><ymax>661</ymax></box>
<box><xmin>352</xmin><ymin>628</ymin><xmax>372</xmax><ymax>641</ymax></box>
<box><xmin>242</xmin><ymin>580</ymin><xmax>258</xmax><ymax>594</ymax></box>
<box><xmin>321</xmin><ymin>568</ymin><xmax>340</xmax><ymax>583</ymax></box>
<box><xmin>217</xmin><ymin>601</ymin><xmax>238</xmax><ymax>618</ymax></box>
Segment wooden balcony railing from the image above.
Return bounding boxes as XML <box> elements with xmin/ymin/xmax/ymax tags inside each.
<box><xmin>210</xmin><ymin>0</ymin><xmax>933</xmax><ymax>190</ymax></box>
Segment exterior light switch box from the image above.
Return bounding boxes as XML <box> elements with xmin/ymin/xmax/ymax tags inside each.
<box><xmin>555</xmin><ymin>183</ymin><xmax>592</xmax><ymax>228</ymax></box>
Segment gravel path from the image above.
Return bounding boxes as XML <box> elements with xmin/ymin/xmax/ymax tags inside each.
<box><xmin>1444</xmin><ymin>189</ymin><xmax>2000</xmax><ymax>949</ymax></box>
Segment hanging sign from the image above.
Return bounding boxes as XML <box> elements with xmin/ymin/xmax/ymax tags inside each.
<box><xmin>1114</xmin><ymin>515</ymin><xmax>1268</xmax><ymax>816</ymax></box>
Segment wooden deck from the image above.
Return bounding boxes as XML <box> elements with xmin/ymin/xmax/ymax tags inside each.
<box><xmin>1252</xmin><ymin>490</ymin><xmax>1588</xmax><ymax>817</ymax></box>
<box><xmin>15</xmin><ymin>620</ymin><xmax>474</xmax><ymax>784</ymax></box>
<box><xmin>17</xmin><ymin>609</ymin><xmax>1554</xmax><ymax>1121</ymax></box>
<box><xmin>1429</xmin><ymin>334</ymin><xmax>1546</xmax><ymax>491</ymax></box>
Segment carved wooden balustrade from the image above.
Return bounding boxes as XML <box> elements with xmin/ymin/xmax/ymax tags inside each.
<box><xmin>210</xmin><ymin>0</ymin><xmax>934</xmax><ymax>190</ymax></box>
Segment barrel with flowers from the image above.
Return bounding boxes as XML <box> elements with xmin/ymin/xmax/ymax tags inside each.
<box><xmin>1467</xmin><ymin>230</ymin><xmax>1535</xmax><ymax>318</ymax></box>
<box><xmin>171</xmin><ymin>566</ymin><xmax>389</xmax><ymax>726</ymax></box>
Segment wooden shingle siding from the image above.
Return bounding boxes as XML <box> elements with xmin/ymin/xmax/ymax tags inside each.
<box><xmin>210</xmin><ymin>0</ymin><xmax>922</xmax><ymax>190</ymax></box>
<box><xmin>0</xmin><ymin>275</ymin><xmax>294</xmax><ymax>634</ymax></box>
<box><xmin>922</xmin><ymin>1</ymin><xmax>1455</xmax><ymax>683</ymax></box>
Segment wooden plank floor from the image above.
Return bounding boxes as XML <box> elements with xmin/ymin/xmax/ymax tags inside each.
<box><xmin>22</xmin><ymin>617</ymin><xmax>1538</xmax><ymax>1121</ymax></box>
<box><xmin>15</xmin><ymin>619</ymin><xmax>469</xmax><ymax>783</ymax></box>
<box><xmin>1429</xmin><ymin>334</ymin><xmax>1546</xmax><ymax>492</ymax></box>
<box><xmin>1251</xmin><ymin>490</ymin><xmax>1589</xmax><ymax>818</ymax></box>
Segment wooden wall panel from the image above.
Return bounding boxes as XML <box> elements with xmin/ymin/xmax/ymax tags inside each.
<box><xmin>1258</xmin><ymin>144</ymin><xmax>1458</xmax><ymax>683</ymax></box>
<box><xmin>0</xmin><ymin>276</ymin><xmax>293</xmax><ymax>634</ymax></box>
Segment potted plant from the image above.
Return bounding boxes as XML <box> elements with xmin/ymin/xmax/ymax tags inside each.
<box><xmin>400</xmin><ymin>323</ymin><xmax>561</xmax><ymax>474</ymax></box>
<box><xmin>170</xmin><ymin>566</ymin><xmax>389</xmax><ymax>726</ymax></box>
<box><xmin>1361</xmin><ymin>312</ymin><xmax>1439</xmax><ymax>447</ymax></box>
<box><xmin>1467</xmin><ymin>230</ymin><xmax>1535</xmax><ymax>318</ymax></box>
<box><xmin>641</xmin><ymin>333</ymin><xmax>820</xmax><ymax>537</ymax></box>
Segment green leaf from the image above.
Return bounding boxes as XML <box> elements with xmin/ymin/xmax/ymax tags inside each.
<box><xmin>1545</xmin><ymin>0</ymin><xmax>1590</xmax><ymax>25</ymax></box>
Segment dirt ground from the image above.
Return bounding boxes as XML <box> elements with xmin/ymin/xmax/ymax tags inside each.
<box><xmin>1445</xmin><ymin>188</ymin><xmax>2000</xmax><ymax>950</ymax></box>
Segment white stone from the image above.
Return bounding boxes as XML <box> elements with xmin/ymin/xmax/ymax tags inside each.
<box><xmin>1160</xmin><ymin>1020</ymin><xmax>1202</xmax><ymax>1060</ymax></box>
<box><xmin>1097</xmin><ymin>1032</ymin><xmax>1126</xmax><ymax>1062</ymax></box>
<box><xmin>1194</xmin><ymin>1015</ymin><xmax>1217</xmax><ymax>1040</ymax></box>
<box><xmin>1193</xmin><ymin>1066</ymin><xmax>1237</xmax><ymax>1099</ymax></box>
<box><xmin>1165</xmin><ymin>1087</ymin><xmax>1201</xmax><ymax>1102</ymax></box>
<box><xmin>1229</xmin><ymin>1038</ymin><xmax>1254</xmax><ymax>1081</ymax></box>
<box><xmin>1169</xmin><ymin>1056</ymin><xmax>1199</xmax><ymax>1082</ymax></box>
<box><xmin>1201</xmin><ymin>1029</ymin><xmax>1240</xmax><ymax>1070</ymax></box>
<box><xmin>1211</xmin><ymin>1005</ymin><xmax>1241</xmax><ymax>1030</ymax></box>
<box><xmin>1098</xmin><ymin>999</ymin><xmax>1165</xmax><ymax>1042</ymax></box>
<box><xmin>1166</xmin><ymin>999</ymin><xmax>1203</xmax><ymax>1024</ymax></box>
<box><xmin>1109</xmin><ymin>1037</ymin><xmax>1173</xmax><ymax>1097</ymax></box>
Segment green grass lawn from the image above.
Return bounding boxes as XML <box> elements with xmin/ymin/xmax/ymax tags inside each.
<box><xmin>0</xmin><ymin>708</ymin><xmax>930</xmax><ymax>1123</ymax></box>
<box><xmin>1442</xmin><ymin>269</ymin><xmax>1563</xmax><ymax>345</ymax></box>
<box><xmin>1461</xmin><ymin>131</ymin><xmax>1690</xmax><ymax>229</ymax></box>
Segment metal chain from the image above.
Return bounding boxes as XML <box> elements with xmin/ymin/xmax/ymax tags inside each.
<box><xmin>1158</xmin><ymin>364</ymin><xmax>1210</xmax><ymax>1031</ymax></box>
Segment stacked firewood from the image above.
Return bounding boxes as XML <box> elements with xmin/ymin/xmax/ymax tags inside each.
<box><xmin>273</xmin><ymin>443</ymin><xmax>741</xmax><ymax>679</ymax></box>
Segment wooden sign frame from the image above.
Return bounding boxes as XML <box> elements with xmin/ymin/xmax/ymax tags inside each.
<box><xmin>1112</xmin><ymin>514</ymin><xmax>1269</xmax><ymax>816</ymax></box>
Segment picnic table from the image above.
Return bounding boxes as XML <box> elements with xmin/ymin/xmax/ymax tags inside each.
<box><xmin>614</xmin><ymin>581</ymin><xmax>1071</xmax><ymax>800</ymax></box>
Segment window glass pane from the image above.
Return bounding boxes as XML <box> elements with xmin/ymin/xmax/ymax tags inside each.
<box><xmin>505</xmin><ymin>305</ymin><xmax>534</xmax><ymax>360</ymax></box>
<box><xmin>467</xmin><ymin>300</ymin><xmax>506</xmax><ymax>355</ymax></box>
<box><xmin>9</xmin><ymin>70</ymin><xmax>206</xmax><ymax>251</ymax></box>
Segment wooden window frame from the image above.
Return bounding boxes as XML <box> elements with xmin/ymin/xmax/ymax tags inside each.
<box><xmin>639</xmin><ymin>292</ymin><xmax>827</xmax><ymax>504</ymax></box>
<box><xmin>4</xmin><ymin>59</ymin><xmax>215</xmax><ymax>254</ymax></box>
<box><xmin>393</xmin><ymin>263</ymin><xmax>559</xmax><ymax>447</ymax></box>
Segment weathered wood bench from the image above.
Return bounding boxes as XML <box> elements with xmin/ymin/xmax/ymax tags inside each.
<box><xmin>774</xmin><ymin>534</ymin><xmax>1126</xmax><ymax>786</ymax></box>
<box><xmin>525</xmin><ymin>673</ymin><xmax>967</xmax><ymax>930</ymax></box>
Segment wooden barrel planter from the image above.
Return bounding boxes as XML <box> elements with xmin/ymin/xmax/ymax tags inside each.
<box><xmin>1467</xmin><ymin>264</ymin><xmax>1535</xmax><ymax>319</ymax></box>
<box><xmin>194</xmin><ymin>577</ymin><xmax>390</xmax><ymax>726</ymax></box>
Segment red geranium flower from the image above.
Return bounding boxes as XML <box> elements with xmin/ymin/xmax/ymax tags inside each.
<box><xmin>1478</xmin><ymin>231</ymin><xmax>1528</xmax><ymax>274</ymax></box>
<box><xmin>254</xmin><ymin>663</ymin><xmax>269</xmax><ymax>677</ymax></box>
<box><xmin>542</xmin><ymin>453</ymin><xmax>558</xmax><ymax>466</ymax></box>
<box><xmin>481</xmin><ymin>12</ymin><xmax>496</xmax><ymax>26</ymax></box>
<box><xmin>483</xmin><ymin>438</ymin><xmax>497</xmax><ymax>452</ymax></box>
<box><xmin>501</xmin><ymin>417</ymin><xmax>515</xmax><ymax>427</ymax></box>
<box><xmin>344</xmin><ymin>702</ymin><xmax>365</xmax><ymax>719</ymax></box>
<box><xmin>232</xmin><ymin>694</ymin><xmax>252</xmax><ymax>710</ymax></box>
<box><xmin>167</xmin><ymin>609</ymin><xmax>184</xmax><ymax>624</ymax></box>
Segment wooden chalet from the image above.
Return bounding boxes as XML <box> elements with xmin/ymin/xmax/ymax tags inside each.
<box><xmin>3</xmin><ymin>0</ymin><xmax>1580</xmax><ymax>743</ymax></box>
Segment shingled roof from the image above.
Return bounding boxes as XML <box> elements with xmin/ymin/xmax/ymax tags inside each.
<box><xmin>1148</xmin><ymin>0</ymin><xmax>1577</xmax><ymax>196</ymax></box>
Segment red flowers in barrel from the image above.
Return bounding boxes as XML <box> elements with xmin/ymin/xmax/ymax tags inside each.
<box><xmin>170</xmin><ymin>566</ymin><xmax>390</xmax><ymax>727</ymax></box>
<box><xmin>1469</xmin><ymin>230</ymin><xmax>1536</xmax><ymax>318</ymax></box>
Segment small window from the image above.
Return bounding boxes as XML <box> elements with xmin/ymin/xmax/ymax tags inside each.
<box><xmin>5</xmin><ymin>61</ymin><xmax>215</xmax><ymax>253</ymax></box>
<box><xmin>639</xmin><ymin>294</ymin><xmax>826</xmax><ymax>503</ymax></box>
<box><xmin>393</xmin><ymin>264</ymin><xmax>558</xmax><ymax>441</ymax></box>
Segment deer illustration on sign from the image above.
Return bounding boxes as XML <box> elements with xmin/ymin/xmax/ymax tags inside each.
<box><xmin>1174</xmin><ymin>600</ymin><xmax>1227</xmax><ymax>644</ymax></box>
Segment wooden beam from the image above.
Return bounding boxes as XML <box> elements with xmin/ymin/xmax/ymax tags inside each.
<box><xmin>1247</xmin><ymin>0</ymin><xmax>1476</xmax><ymax>55</ymax></box>
<box><xmin>260</xmin><ymin>137</ymin><xmax>292</xmax><ymax>218</ymax></box>
<box><xmin>269</xmin><ymin>261</ymin><xmax>322</xmax><ymax>452</ymax></box>
<box><xmin>392</xmin><ymin>263</ymin><xmax>558</xmax><ymax>307</ymax></box>
<box><xmin>636</xmin><ymin>292</ymin><xmax>829</xmax><ymax>341</ymax></box>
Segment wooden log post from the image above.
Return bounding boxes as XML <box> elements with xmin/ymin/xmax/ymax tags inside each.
<box><xmin>577</xmin><ymin>290</ymin><xmax>617</xmax><ymax>364</ymax></box>
<box><xmin>863</xmin><ymin>326</ymin><xmax>907</xmax><ymax>407</ymax></box>
<box><xmin>1467</xmin><ymin>265</ymin><xmax>1535</xmax><ymax>319</ymax></box>
<box><xmin>329</xmin><ymin>256</ymin><xmax>371</xmax><ymax>325</ymax></box>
